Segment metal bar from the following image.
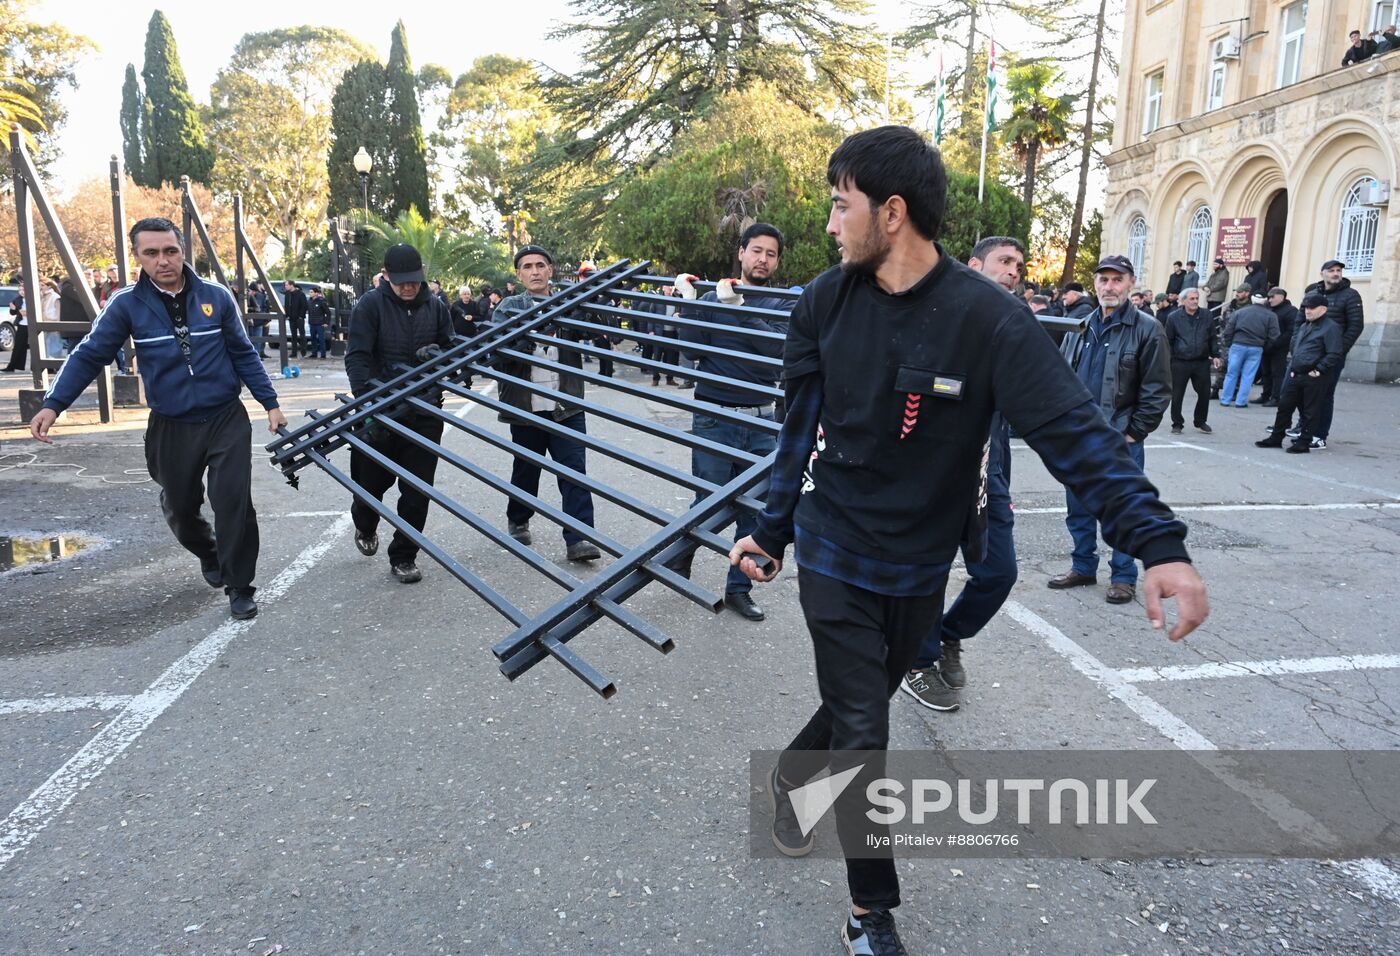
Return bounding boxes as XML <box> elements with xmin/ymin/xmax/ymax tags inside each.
<box><xmin>180</xmin><ymin>177</ymin><xmax>237</xmax><ymax>299</ymax></box>
<box><xmin>634</xmin><ymin>275</ymin><xmax>803</xmax><ymax>300</ymax></box>
<box><xmin>601</xmin><ymin>290</ymin><xmax>797</xmax><ymax>326</ymax></box>
<box><xmin>492</xmin><ymin>452</ymin><xmax>774</xmax><ymax>661</ymax></box>
<box><xmin>267</xmin><ymin>260</ymin><xmax>650</xmax><ymax>466</ymax></box>
<box><xmin>234</xmin><ymin>195</ymin><xmax>246</xmax><ymax>321</ymax></box>
<box><xmin>234</xmin><ymin>201</ymin><xmax>290</xmax><ymax>370</ymax></box>
<box><xmin>559</xmin><ymin>308</ymin><xmax>784</xmax><ymax>370</ymax></box>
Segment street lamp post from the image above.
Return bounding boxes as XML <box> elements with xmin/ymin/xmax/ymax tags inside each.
<box><xmin>352</xmin><ymin>147</ymin><xmax>373</xmax><ymax>296</ymax></box>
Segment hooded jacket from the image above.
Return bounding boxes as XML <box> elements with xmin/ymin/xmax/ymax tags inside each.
<box><xmin>1303</xmin><ymin>277</ymin><xmax>1365</xmax><ymax>355</ymax></box>
<box><xmin>1268</xmin><ymin>299</ymin><xmax>1298</xmax><ymax>354</ymax></box>
<box><xmin>1243</xmin><ymin>261</ymin><xmax>1270</xmax><ymax>297</ymax></box>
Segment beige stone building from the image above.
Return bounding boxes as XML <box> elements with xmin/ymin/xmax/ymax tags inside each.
<box><xmin>1104</xmin><ymin>0</ymin><xmax>1399</xmax><ymax>380</ymax></box>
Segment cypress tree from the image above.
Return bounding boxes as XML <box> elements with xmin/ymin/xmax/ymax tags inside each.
<box><xmin>326</xmin><ymin>59</ymin><xmax>392</xmax><ymax>219</ymax></box>
<box><xmin>120</xmin><ymin>64</ymin><xmax>150</xmax><ymax>186</ymax></box>
<box><xmin>141</xmin><ymin>10</ymin><xmax>214</xmax><ymax>186</ymax></box>
<box><xmin>385</xmin><ymin>21</ymin><xmax>430</xmax><ymax>219</ymax></box>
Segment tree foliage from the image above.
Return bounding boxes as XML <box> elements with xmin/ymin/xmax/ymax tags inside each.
<box><xmin>141</xmin><ymin>10</ymin><xmax>213</xmax><ymax>186</ymax></box>
<box><xmin>1001</xmin><ymin>62</ymin><xmax>1076</xmax><ymax>213</ymax></box>
<box><xmin>385</xmin><ymin>21</ymin><xmax>430</xmax><ymax>220</ymax></box>
<box><xmin>358</xmin><ymin>207</ymin><xmax>510</xmax><ymax>289</ymax></box>
<box><xmin>119</xmin><ymin>65</ymin><xmax>145</xmax><ymax>183</ymax></box>
<box><xmin>207</xmin><ymin>27</ymin><xmax>375</xmax><ymax>262</ymax></box>
<box><xmin>941</xmin><ymin>169</ymin><xmax>1031</xmax><ymax>262</ymax></box>
<box><xmin>327</xmin><ymin>60</ymin><xmax>392</xmax><ymax>219</ymax></box>
<box><xmin>0</xmin><ymin>0</ymin><xmax>92</xmax><ymax>170</ymax></box>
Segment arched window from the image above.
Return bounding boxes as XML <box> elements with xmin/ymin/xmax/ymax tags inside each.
<box><xmin>1337</xmin><ymin>178</ymin><xmax>1380</xmax><ymax>276</ymax></box>
<box><xmin>1127</xmin><ymin>216</ymin><xmax>1148</xmax><ymax>277</ymax></box>
<box><xmin>1186</xmin><ymin>206</ymin><xmax>1214</xmax><ymax>271</ymax></box>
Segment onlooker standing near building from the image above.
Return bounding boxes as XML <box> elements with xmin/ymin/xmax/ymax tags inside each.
<box><xmin>1164</xmin><ymin>288</ymin><xmax>1216</xmax><ymax>434</ymax></box>
<box><xmin>1049</xmin><ymin>254</ymin><xmax>1171</xmax><ymax>606</ymax></box>
<box><xmin>1204</xmin><ymin>257</ymin><xmax>1230</xmax><ymax>313</ymax></box>
<box><xmin>1060</xmin><ymin>282</ymin><xmax>1093</xmax><ymax>321</ymax></box>
<box><xmin>1256</xmin><ymin>293</ymin><xmax>1342</xmax><ymax>454</ymax></box>
<box><xmin>30</xmin><ymin>217</ymin><xmax>287</xmax><ymax>620</ymax></box>
<box><xmin>1302</xmin><ymin>259</ymin><xmax>1365</xmax><ymax>449</ymax></box>
<box><xmin>1182</xmin><ymin>260</ymin><xmax>1200</xmax><ymax>292</ymax></box>
<box><xmin>428</xmin><ymin>279</ymin><xmax>449</xmax><ymax>306</ymax></box>
<box><xmin>675</xmin><ymin>222</ymin><xmax>795</xmax><ymax>622</ymax></box>
<box><xmin>98</xmin><ymin>264</ymin><xmax>122</xmax><ymax>307</ymax></box>
<box><xmin>282</xmin><ymin>280</ymin><xmax>309</xmax><ymax>358</ymax></box>
<box><xmin>58</xmin><ymin>272</ymin><xmax>88</xmax><ymax>353</ymax></box>
<box><xmin>1218</xmin><ymin>294</ymin><xmax>1280</xmax><ymax>407</ymax></box>
<box><xmin>1260</xmin><ymin>287</ymin><xmax>1298</xmax><ymax>406</ymax></box>
<box><xmin>344</xmin><ymin>244</ymin><xmax>457</xmax><ymax>583</ymax></box>
<box><xmin>1243</xmin><ymin>259</ymin><xmax>1270</xmax><ymax>297</ymax></box>
<box><xmin>1165</xmin><ymin>261</ymin><xmax>1186</xmax><ymax>299</ymax></box>
<box><xmin>1343</xmin><ymin>29</ymin><xmax>1377</xmax><ymax>65</ymax></box>
<box><xmin>306</xmin><ymin>286</ymin><xmax>331</xmax><ymax>359</ymax></box>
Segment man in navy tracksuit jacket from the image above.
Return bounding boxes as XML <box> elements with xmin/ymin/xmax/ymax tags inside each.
<box><xmin>29</xmin><ymin>217</ymin><xmax>286</xmax><ymax>620</ymax></box>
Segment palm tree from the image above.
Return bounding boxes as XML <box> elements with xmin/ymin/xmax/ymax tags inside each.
<box><xmin>1001</xmin><ymin>63</ymin><xmax>1076</xmax><ymax>214</ymax></box>
<box><xmin>358</xmin><ymin>206</ymin><xmax>511</xmax><ymax>288</ymax></box>
<box><xmin>1</xmin><ymin>77</ymin><xmax>45</xmax><ymax>152</ymax></box>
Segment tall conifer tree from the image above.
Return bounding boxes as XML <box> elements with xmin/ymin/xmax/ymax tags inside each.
<box><xmin>119</xmin><ymin>64</ymin><xmax>149</xmax><ymax>185</ymax></box>
<box><xmin>141</xmin><ymin>10</ymin><xmax>213</xmax><ymax>186</ymax></box>
<box><xmin>385</xmin><ymin>21</ymin><xmax>429</xmax><ymax>219</ymax></box>
<box><xmin>326</xmin><ymin>59</ymin><xmax>391</xmax><ymax>219</ymax></box>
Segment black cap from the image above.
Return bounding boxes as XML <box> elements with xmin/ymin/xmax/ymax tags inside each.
<box><xmin>1320</xmin><ymin>259</ymin><xmax>1345</xmax><ymax>271</ymax></box>
<box><xmin>1095</xmin><ymin>254</ymin><xmax>1135</xmax><ymax>276</ymax></box>
<box><xmin>1213</xmin><ymin>257</ymin><xmax>1225</xmax><ymax>265</ymax></box>
<box><xmin>1300</xmin><ymin>292</ymin><xmax>1329</xmax><ymax>309</ymax></box>
<box><xmin>513</xmin><ymin>244</ymin><xmax>553</xmax><ymax>268</ymax></box>
<box><xmin>1062</xmin><ymin>281</ymin><xmax>1085</xmax><ymax>294</ymax></box>
<box><xmin>1268</xmin><ymin>287</ymin><xmax>1287</xmax><ymax>297</ymax></box>
<box><xmin>383</xmin><ymin>244</ymin><xmax>425</xmax><ymax>284</ymax></box>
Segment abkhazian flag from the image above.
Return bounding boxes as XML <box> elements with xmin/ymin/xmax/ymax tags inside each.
<box><xmin>985</xmin><ymin>40</ymin><xmax>998</xmax><ymax>134</ymax></box>
<box><xmin>934</xmin><ymin>51</ymin><xmax>946</xmax><ymax>144</ymax></box>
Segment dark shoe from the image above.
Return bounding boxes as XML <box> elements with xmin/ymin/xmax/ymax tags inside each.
<box><xmin>768</xmin><ymin>765</ymin><xmax>814</xmax><ymax>857</ymax></box>
<box><xmin>228</xmin><ymin>588</ymin><xmax>257</xmax><ymax>620</ymax></box>
<box><xmin>200</xmin><ymin>555</ymin><xmax>223</xmax><ymax>589</ymax></box>
<box><xmin>1261</xmin><ymin>399</ymin><xmax>1278</xmax><ymax>407</ymax></box>
<box><xmin>1105</xmin><ymin>582</ymin><xmax>1135</xmax><ymax>604</ymax></box>
<box><xmin>939</xmin><ymin>640</ymin><xmax>965</xmax><ymax>687</ymax></box>
<box><xmin>391</xmin><ymin>562</ymin><xmax>423</xmax><ymax>583</ymax></box>
<box><xmin>724</xmin><ymin>590</ymin><xmax>764</xmax><ymax>621</ymax></box>
<box><xmin>843</xmin><ymin>908</ymin><xmax>908</xmax><ymax>956</ymax></box>
<box><xmin>900</xmin><ymin>667</ymin><xmax>960</xmax><ymax>712</ymax></box>
<box><xmin>508</xmin><ymin>521</ymin><xmax>532</xmax><ymax>545</ymax></box>
<box><xmin>1255</xmin><ymin>435</ymin><xmax>1284</xmax><ymax>448</ymax></box>
<box><xmin>651</xmin><ymin>374</ymin><xmax>661</xmax><ymax>386</ymax></box>
<box><xmin>1048</xmin><ymin>570</ymin><xmax>1096</xmax><ymax>589</ymax></box>
<box><xmin>1170</xmin><ymin>424</ymin><xmax>1183</xmax><ymax>434</ymax></box>
<box><xmin>1286</xmin><ymin>443</ymin><xmax>1310</xmax><ymax>454</ymax></box>
<box><xmin>664</xmin><ymin>548</ymin><xmax>695</xmax><ymax>580</ymax></box>
<box><xmin>566</xmin><ymin>540</ymin><xmax>601</xmax><ymax>561</ymax></box>
<box><xmin>1195</xmin><ymin>422</ymin><xmax>1212</xmax><ymax>433</ymax></box>
<box><xmin>355</xmin><ymin>530</ymin><xmax>379</xmax><ymax>556</ymax></box>
<box><xmin>665</xmin><ymin>377</ymin><xmax>680</xmax><ymax>386</ymax></box>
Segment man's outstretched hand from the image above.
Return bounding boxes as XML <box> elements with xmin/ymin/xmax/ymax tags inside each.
<box><xmin>29</xmin><ymin>407</ymin><xmax>58</xmax><ymax>444</ymax></box>
<box><xmin>1142</xmin><ymin>561</ymin><xmax>1209</xmax><ymax>640</ymax></box>
<box><xmin>729</xmin><ymin>535</ymin><xmax>782</xmax><ymax>583</ymax></box>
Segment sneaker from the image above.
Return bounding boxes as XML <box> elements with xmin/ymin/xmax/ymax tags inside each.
<box><xmin>355</xmin><ymin>531</ymin><xmax>379</xmax><ymax>556</ymax></box>
<box><xmin>1286</xmin><ymin>443</ymin><xmax>1310</xmax><ymax>454</ymax></box>
<box><xmin>1311</xmin><ymin>437</ymin><xmax>1326</xmax><ymax>450</ymax></box>
<box><xmin>900</xmin><ymin>667</ymin><xmax>959</xmax><ymax>712</ymax></box>
<box><xmin>768</xmin><ymin>765</ymin><xmax>814</xmax><ymax>857</ymax></box>
<box><xmin>391</xmin><ymin>562</ymin><xmax>423</xmax><ymax>583</ymax></box>
<box><xmin>1195</xmin><ymin>422</ymin><xmax>1212</xmax><ymax>433</ymax></box>
<box><xmin>842</xmin><ymin>908</ymin><xmax>908</xmax><ymax>956</ymax></box>
<box><xmin>228</xmin><ymin>587</ymin><xmax>257</xmax><ymax>620</ymax></box>
<box><xmin>939</xmin><ymin>640</ymin><xmax>965</xmax><ymax>688</ymax></box>
<box><xmin>1170</xmin><ymin>424</ymin><xmax>1183</xmax><ymax>434</ymax></box>
<box><xmin>508</xmin><ymin>521</ymin><xmax>532</xmax><ymax>545</ymax></box>
<box><xmin>1255</xmin><ymin>434</ymin><xmax>1284</xmax><ymax>448</ymax></box>
<box><xmin>1286</xmin><ymin>427</ymin><xmax>1301</xmax><ymax>438</ymax></box>
<box><xmin>566</xmin><ymin>540</ymin><xmax>601</xmax><ymax>561</ymax></box>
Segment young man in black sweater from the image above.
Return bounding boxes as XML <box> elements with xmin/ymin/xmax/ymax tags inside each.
<box><xmin>731</xmin><ymin>126</ymin><xmax>1210</xmax><ymax>956</ymax></box>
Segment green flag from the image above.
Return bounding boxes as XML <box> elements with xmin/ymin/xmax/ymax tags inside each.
<box><xmin>934</xmin><ymin>52</ymin><xmax>946</xmax><ymax>144</ymax></box>
<box><xmin>985</xmin><ymin>40</ymin><xmax>997</xmax><ymax>134</ymax></box>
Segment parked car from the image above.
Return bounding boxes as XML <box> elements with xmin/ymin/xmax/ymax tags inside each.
<box><xmin>258</xmin><ymin>281</ymin><xmax>356</xmax><ymax>340</ymax></box>
<box><xmin>0</xmin><ymin>285</ymin><xmax>20</xmax><ymax>352</ymax></box>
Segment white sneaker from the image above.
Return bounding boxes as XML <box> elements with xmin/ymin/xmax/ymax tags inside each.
<box><xmin>1311</xmin><ymin>437</ymin><xmax>1326</xmax><ymax>449</ymax></box>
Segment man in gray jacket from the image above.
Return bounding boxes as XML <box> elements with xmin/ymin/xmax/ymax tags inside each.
<box><xmin>1203</xmin><ymin>257</ymin><xmax>1230</xmax><ymax>312</ymax></box>
<box><xmin>1218</xmin><ymin>294</ymin><xmax>1280</xmax><ymax>407</ymax></box>
<box><xmin>1049</xmin><ymin>254</ymin><xmax>1171</xmax><ymax>605</ymax></box>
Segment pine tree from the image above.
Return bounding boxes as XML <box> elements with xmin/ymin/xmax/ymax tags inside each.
<box><xmin>385</xmin><ymin>21</ymin><xmax>430</xmax><ymax>219</ymax></box>
<box><xmin>327</xmin><ymin>59</ymin><xmax>391</xmax><ymax>219</ymax></box>
<box><xmin>141</xmin><ymin>10</ymin><xmax>213</xmax><ymax>186</ymax></box>
<box><xmin>119</xmin><ymin>64</ymin><xmax>149</xmax><ymax>185</ymax></box>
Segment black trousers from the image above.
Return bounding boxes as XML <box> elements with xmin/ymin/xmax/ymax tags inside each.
<box><xmin>1260</xmin><ymin>348</ymin><xmax>1287</xmax><ymax>402</ymax></box>
<box><xmin>1169</xmin><ymin>358</ymin><xmax>1211</xmax><ymax>427</ymax></box>
<box><xmin>350</xmin><ymin>414</ymin><xmax>445</xmax><ymax>565</ymax></box>
<box><xmin>1268</xmin><ymin>371</ymin><xmax>1327</xmax><ymax>445</ymax></box>
<box><xmin>144</xmin><ymin>400</ymin><xmax>258</xmax><ymax>590</ymax></box>
<box><xmin>3</xmin><ymin>324</ymin><xmax>28</xmax><ymax>370</ymax></box>
<box><xmin>289</xmin><ymin>318</ymin><xmax>307</xmax><ymax>356</ymax></box>
<box><xmin>778</xmin><ymin>566</ymin><xmax>948</xmax><ymax>910</ymax></box>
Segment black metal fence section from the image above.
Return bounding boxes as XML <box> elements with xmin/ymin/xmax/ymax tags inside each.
<box><xmin>266</xmin><ymin>259</ymin><xmax>794</xmax><ymax>697</ymax></box>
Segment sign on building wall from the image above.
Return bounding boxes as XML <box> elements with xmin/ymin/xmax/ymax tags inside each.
<box><xmin>1215</xmin><ymin>218</ymin><xmax>1257</xmax><ymax>265</ymax></box>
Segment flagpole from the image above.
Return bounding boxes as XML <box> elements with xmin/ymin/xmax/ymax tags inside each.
<box><xmin>978</xmin><ymin>40</ymin><xmax>995</xmax><ymax>204</ymax></box>
<box><xmin>934</xmin><ymin>51</ymin><xmax>945</xmax><ymax>145</ymax></box>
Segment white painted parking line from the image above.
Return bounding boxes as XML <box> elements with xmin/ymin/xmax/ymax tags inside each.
<box><xmin>1171</xmin><ymin>441</ymin><xmax>1400</xmax><ymax>502</ymax></box>
<box><xmin>454</xmin><ymin>381</ymin><xmax>496</xmax><ymax>418</ymax></box>
<box><xmin>0</xmin><ymin>695</ymin><xmax>134</xmax><ymax>716</ymax></box>
<box><xmin>279</xmin><ymin>511</ymin><xmax>347</xmax><ymax>518</ymax></box>
<box><xmin>1115</xmin><ymin>653</ymin><xmax>1400</xmax><ymax>684</ymax></box>
<box><xmin>0</xmin><ymin>513</ymin><xmax>351</xmax><ymax>872</ymax></box>
<box><xmin>1015</xmin><ymin>501</ymin><xmax>1400</xmax><ymax>515</ymax></box>
<box><xmin>1001</xmin><ymin>598</ymin><xmax>1400</xmax><ymax>906</ymax></box>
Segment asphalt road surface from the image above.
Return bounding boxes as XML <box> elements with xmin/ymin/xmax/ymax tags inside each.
<box><xmin>2</xmin><ymin>355</ymin><xmax>1398</xmax><ymax>954</ymax></box>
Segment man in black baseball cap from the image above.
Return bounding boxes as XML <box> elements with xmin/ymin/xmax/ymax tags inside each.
<box><xmin>1050</xmin><ymin>251</ymin><xmax>1171</xmax><ymax>605</ymax></box>
<box><xmin>1256</xmin><ymin>292</ymin><xmax>1341</xmax><ymax>453</ymax></box>
<box><xmin>384</xmin><ymin>243</ymin><xmax>427</xmax><ymax>284</ymax></box>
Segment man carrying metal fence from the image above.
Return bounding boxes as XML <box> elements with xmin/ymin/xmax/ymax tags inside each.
<box><xmin>29</xmin><ymin>217</ymin><xmax>287</xmax><ymax>621</ymax></box>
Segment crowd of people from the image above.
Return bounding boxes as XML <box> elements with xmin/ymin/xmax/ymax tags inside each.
<box><xmin>3</xmin><ymin>265</ymin><xmax>129</xmax><ymax>373</ymax></box>
<box><xmin>1342</xmin><ymin>22</ymin><xmax>1400</xmax><ymax>66</ymax></box>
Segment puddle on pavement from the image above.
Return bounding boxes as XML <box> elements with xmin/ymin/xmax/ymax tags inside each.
<box><xmin>0</xmin><ymin>533</ymin><xmax>98</xmax><ymax>572</ymax></box>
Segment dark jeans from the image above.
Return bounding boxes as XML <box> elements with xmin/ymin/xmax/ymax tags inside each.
<box><xmin>1066</xmin><ymin>439</ymin><xmax>1146</xmax><ymax>585</ymax></box>
<box><xmin>252</xmin><ymin>321</ymin><xmax>270</xmax><ymax>356</ymax></box>
<box><xmin>507</xmin><ymin>413</ymin><xmax>595</xmax><ymax>545</ymax></box>
<box><xmin>778</xmin><ymin>566</ymin><xmax>949</xmax><ymax>910</ymax></box>
<box><xmin>1313</xmin><ymin>360</ymin><xmax>1345</xmax><ymax>440</ymax></box>
<box><xmin>1169</xmin><ymin>358</ymin><xmax>1212</xmax><ymax>427</ymax></box>
<box><xmin>691</xmin><ymin>406</ymin><xmax>777</xmax><ymax>594</ymax></box>
<box><xmin>289</xmin><ymin>318</ymin><xmax>307</xmax><ymax>355</ymax></box>
<box><xmin>912</xmin><ymin>471</ymin><xmax>1014</xmax><ymax>669</ymax></box>
<box><xmin>1260</xmin><ymin>348</ymin><xmax>1288</xmax><ymax>402</ymax></box>
<box><xmin>1269</xmin><ymin>371</ymin><xmax>1327</xmax><ymax>445</ymax></box>
<box><xmin>350</xmin><ymin>414</ymin><xmax>445</xmax><ymax>565</ymax></box>
<box><xmin>660</xmin><ymin>329</ymin><xmax>681</xmax><ymax>369</ymax></box>
<box><xmin>144</xmin><ymin>400</ymin><xmax>258</xmax><ymax>590</ymax></box>
<box><xmin>3</xmin><ymin>325</ymin><xmax>27</xmax><ymax>370</ymax></box>
<box><xmin>309</xmin><ymin>324</ymin><xmax>327</xmax><ymax>357</ymax></box>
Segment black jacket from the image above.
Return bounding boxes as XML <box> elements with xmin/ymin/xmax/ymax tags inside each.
<box><xmin>1243</xmin><ymin>261</ymin><xmax>1269</xmax><ymax>297</ymax></box>
<box><xmin>58</xmin><ymin>279</ymin><xmax>88</xmax><ymax>326</ymax></box>
<box><xmin>449</xmin><ymin>297</ymin><xmax>480</xmax><ymax>336</ymax></box>
<box><xmin>1304</xmin><ymin>277</ymin><xmax>1364</xmax><ymax>354</ymax></box>
<box><xmin>307</xmin><ymin>295</ymin><xmax>331</xmax><ymax>325</ymax></box>
<box><xmin>1268</xmin><ymin>300</ymin><xmax>1298</xmax><ymax>354</ymax></box>
<box><xmin>1290</xmin><ymin>317</ymin><xmax>1343</xmax><ymax>375</ymax></box>
<box><xmin>1164</xmin><ymin>271</ymin><xmax>1185</xmax><ymax>296</ymax></box>
<box><xmin>1222</xmin><ymin>303</ymin><xmax>1280</xmax><ymax>351</ymax></box>
<box><xmin>283</xmin><ymin>287</ymin><xmax>309</xmax><ymax>322</ymax></box>
<box><xmin>1343</xmin><ymin>39</ymin><xmax>1377</xmax><ymax>66</ymax></box>
<box><xmin>1163</xmin><ymin>306</ymin><xmax>1217</xmax><ymax>361</ymax></box>
<box><xmin>344</xmin><ymin>283</ymin><xmax>454</xmax><ymax>400</ymax></box>
<box><xmin>1059</xmin><ymin>300</ymin><xmax>1172</xmax><ymax>441</ymax></box>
